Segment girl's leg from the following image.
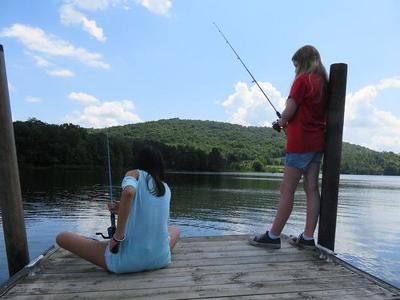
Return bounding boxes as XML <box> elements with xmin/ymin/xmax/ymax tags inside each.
<box><xmin>302</xmin><ymin>163</ymin><xmax>321</xmax><ymax>237</ymax></box>
<box><xmin>56</xmin><ymin>231</ymin><xmax>108</xmax><ymax>270</ymax></box>
<box><xmin>168</xmin><ymin>227</ymin><xmax>180</xmax><ymax>250</ymax></box>
<box><xmin>270</xmin><ymin>166</ymin><xmax>302</xmax><ymax>236</ymax></box>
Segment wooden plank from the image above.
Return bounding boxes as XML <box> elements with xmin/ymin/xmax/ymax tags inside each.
<box><xmin>4</xmin><ymin>287</ymin><xmax>396</xmax><ymax>300</ymax></box>
<box><xmin>48</xmin><ymin>245</ymin><xmax>295</xmax><ymax>262</ymax></box>
<box><xmin>37</xmin><ymin>252</ymin><xmax>321</xmax><ymax>274</ymax></box>
<box><xmin>0</xmin><ymin>245</ymin><xmax>57</xmax><ymax>297</ymax></box>
<box><xmin>47</xmin><ymin>247</ymin><xmax>304</xmax><ymax>267</ymax></box>
<box><xmin>331</xmin><ymin>253</ymin><xmax>400</xmax><ymax>296</ymax></box>
<box><xmin>46</xmin><ymin>239</ymin><xmax>309</xmax><ymax>265</ymax></box>
<box><xmin>2</xmin><ymin>235</ymin><xmax>399</xmax><ymax>300</ymax></box>
<box><xmin>178</xmin><ymin>234</ymin><xmax>251</xmax><ymax>243</ymax></box>
<box><xmin>10</xmin><ymin>268</ymin><xmax>357</xmax><ymax>296</ymax></box>
<box><xmin>49</xmin><ymin>239</ymin><xmax>292</xmax><ymax>260</ymax></box>
<box><xmin>42</xmin><ymin>252</ymin><xmax>318</xmax><ymax>272</ymax></box>
<box><xmin>175</xmin><ymin>239</ymin><xmax>294</xmax><ymax>250</ymax></box>
<box><xmin>23</xmin><ymin>260</ymin><xmax>343</xmax><ymax>284</ymax></box>
<box><xmin>181</xmin><ymin>236</ymin><xmax>290</xmax><ymax>246</ymax></box>
<box><xmin>200</xmin><ymin>286</ymin><xmax>398</xmax><ymax>300</ymax></box>
<box><xmin>4</xmin><ymin>276</ymin><xmax>382</xmax><ymax>299</ymax></box>
<box><xmin>24</xmin><ymin>260</ymin><xmax>332</xmax><ymax>282</ymax></box>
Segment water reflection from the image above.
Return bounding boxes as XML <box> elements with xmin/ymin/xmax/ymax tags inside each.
<box><xmin>335</xmin><ymin>177</ymin><xmax>400</xmax><ymax>288</ymax></box>
<box><xmin>0</xmin><ymin>170</ymin><xmax>399</xmax><ymax>289</ymax></box>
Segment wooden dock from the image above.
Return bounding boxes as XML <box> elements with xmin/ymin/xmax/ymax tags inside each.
<box><xmin>1</xmin><ymin>235</ymin><xmax>399</xmax><ymax>299</ymax></box>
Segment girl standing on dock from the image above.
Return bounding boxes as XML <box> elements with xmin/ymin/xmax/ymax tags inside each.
<box><xmin>250</xmin><ymin>45</ymin><xmax>328</xmax><ymax>249</ymax></box>
<box><xmin>56</xmin><ymin>146</ymin><xmax>180</xmax><ymax>273</ymax></box>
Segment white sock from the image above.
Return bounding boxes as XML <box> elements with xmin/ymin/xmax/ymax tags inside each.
<box><xmin>268</xmin><ymin>231</ymin><xmax>280</xmax><ymax>240</ymax></box>
<box><xmin>302</xmin><ymin>233</ymin><xmax>314</xmax><ymax>240</ymax></box>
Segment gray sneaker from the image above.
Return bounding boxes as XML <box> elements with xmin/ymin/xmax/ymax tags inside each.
<box><xmin>292</xmin><ymin>233</ymin><xmax>316</xmax><ymax>249</ymax></box>
<box><xmin>249</xmin><ymin>232</ymin><xmax>281</xmax><ymax>249</ymax></box>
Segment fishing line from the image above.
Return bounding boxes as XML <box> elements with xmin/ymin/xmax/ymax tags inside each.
<box><xmin>213</xmin><ymin>22</ymin><xmax>284</xmax><ymax>132</ymax></box>
<box><xmin>96</xmin><ymin>133</ymin><xmax>116</xmax><ymax>240</ymax></box>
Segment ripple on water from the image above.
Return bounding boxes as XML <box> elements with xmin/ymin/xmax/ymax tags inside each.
<box><xmin>0</xmin><ymin>172</ymin><xmax>399</xmax><ymax>289</ymax></box>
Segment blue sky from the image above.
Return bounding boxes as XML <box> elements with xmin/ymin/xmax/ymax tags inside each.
<box><xmin>1</xmin><ymin>0</ymin><xmax>400</xmax><ymax>153</ymax></box>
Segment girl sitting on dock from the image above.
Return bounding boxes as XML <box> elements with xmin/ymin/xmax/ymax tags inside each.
<box><xmin>56</xmin><ymin>146</ymin><xmax>180</xmax><ymax>273</ymax></box>
<box><xmin>250</xmin><ymin>45</ymin><xmax>328</xmax><ymax>249</ymax></box>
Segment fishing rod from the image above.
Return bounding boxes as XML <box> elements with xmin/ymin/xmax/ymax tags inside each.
<box><xmin>96</xmin><ymin>133</ymin><xmax>116</xmax><ymax>240</ymax></box>
<box><xmin>213</xmin><ymin>22</ymin><xmax>283</xmax><ymax>132</ymax></box>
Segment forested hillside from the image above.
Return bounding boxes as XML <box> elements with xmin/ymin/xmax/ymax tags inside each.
<box><xmin>13</xmin><ymin>118</ymin><xmax>400</xmax><ymax>175</ymax></box>
<box><xmin>102</xmin><ymin>118</ymin><xmax>286</xmax><ymax>165</ymax></box>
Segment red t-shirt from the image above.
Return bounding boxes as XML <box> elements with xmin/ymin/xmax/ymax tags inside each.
<box><xmin>286</xmin><ymin>73</ymin><xmax>327</xmax><ymax>153</ymax></box>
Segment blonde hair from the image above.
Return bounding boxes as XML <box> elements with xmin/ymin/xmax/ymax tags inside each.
<box><xmin>292</xmin><ymin>45</ymin><xmax>328</xmax><ymax>83</ymax></box>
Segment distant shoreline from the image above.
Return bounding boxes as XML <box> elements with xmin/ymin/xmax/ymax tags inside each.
<box><xmin>13</xmin><ymin>119</ymin><xmax>400</xmax><ymax>176</ymax></box>
<box><xmin>18</xmin><ymin>165</ymin><xmax>399</xmax><ymax>177</ymax></box>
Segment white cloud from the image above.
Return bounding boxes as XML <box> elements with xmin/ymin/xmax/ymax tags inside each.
<box><xmin>60</xmin><ymin>4</ymin><xmax>106</xmax><ymax>42</ymax></box>
<box><xmin>25</xmin><ymin>96</ymin><xmax>42</xmax><ymax>103</ymax></box>
<box><xmin>71</xmin><ymin>0</ymin><xmax>114</xmax><ymax>11</ymax></box>
<box><xmin>47</xmin><ymin>69</ymin><xmax>75</xmax><ymax>77</ymax></box>
<box><xmin>343</xmin><ymin>77</ymin><xmax>400</xmax><ymax>152</ymax></box>
<box><xmin>29</xmin><ymin>53</ymin><xmax>76</xmax><ymax>77</ymax></box>
<box><xmin>68</xmin><ymin>92</ymin><xmax>99</xmax><ymax>104</ymax></box>
<box><xmin>221</xmin><ymin>81</ymin><xmax>285</xmax><ymax>126</ymax></box>
<box><xmin>71</xmin><ymin>0</ymin><xmax>173</xmax><ymax>15</ymax></box>
<box><xmin>64</xmin><ymin>99</ymin><xmax>141</xmax><ymax>128</ymax></box>
<box><xmin>33</xmin><ymin>55</ymin><xmax>51</xmax><ymax>68</ymax></box>
<box><xmin>221</xmin><ymin>77</ymin><xmax>400</xmax><ymax>153</ymax></box>
<box><xmin>64</xmin><ymin>92</ymin><xmax>141</xmax><ymax>127</ymax></box>
<box><xmin>345</xmin><ymin>77</ymin><xmax>400</xmax><ymax>124</ymax></box>
<box><xmin>58</xmin><ymin>0</ymin><xmax>172</xmax><ymax>41</ymax></box>
<box><xmin>136</xmin><ymin>0</ymin><xmax>172</xmax><ymax>16</ymax></box>
<box><xmin>1</xmin><ymin>23</ymin><xmax>109</xmax><ymax>69</ymax></box>
<box><xmin>377</xmin><ymin>78</ymin><xmax>400</xmax><ymax>89</ymax></box>
<box><xmin>80</xmin><ymin>18</ymin><xmax>106</xmax><ymax>42</ymax></box>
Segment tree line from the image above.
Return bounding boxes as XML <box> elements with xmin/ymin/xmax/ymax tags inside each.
<box><xmin>12</xmin><ymin>118</ymin><xmax>400</xmax><ymax>175</ymax></box>
<box><xmin>13</xmin><ymin>119</ymin><xmax>232</xmax><ymax>172</ymax></box>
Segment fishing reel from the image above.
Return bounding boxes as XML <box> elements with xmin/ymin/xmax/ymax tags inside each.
<box><xmin>96</xmin><ymin>224</ymin><xmax>116</xmax><ymax>239</ymax></box>
<box><xmin>96</xmin><ymin>213</ymin><xmax>120</xmax><ymax>253</ymax></box>
<box><xmin>96</xmin><ymin>224</ymin><xmax>119</xmax><ymax>254</ymax></box>
<box><xmin>272</xmin><ymin>120</ymin><xmax>281</xmax><ymax>132</ymax></box>
<box><xmin>96</xmin><ymin>212</ymin><xmax>116</xmax><ymax>239</ymax></box>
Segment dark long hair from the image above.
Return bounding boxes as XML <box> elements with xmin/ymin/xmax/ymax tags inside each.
<box><xmin>133</xmin><ymin>145</ymin><xmax>166</xmax><ymax>197</ymax></box>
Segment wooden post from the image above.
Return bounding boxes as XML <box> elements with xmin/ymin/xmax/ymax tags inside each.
<box><xmin>318</xmin><ymin>63</ymin><xmax>348</xmax><ymax>251</ymax></box>
<box><xmin>0</xmin><ymin>44</ymin><xmax>30</xmax><ymax>276</ymax></box>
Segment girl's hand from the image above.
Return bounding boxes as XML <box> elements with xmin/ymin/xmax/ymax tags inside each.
<box><xmin>109</xmin><ymin>238</ymin><xmax>119</xmax><ymax>254</ymax></box>
<box><xmin>278</xmin><ymin>118</ymin><xmax>287</xmax><ymax>128</ymax></box>
<box><xmin>107</xmin><ymin>201</ymin><xmax>120</xmax><ymax>215</ymax></box>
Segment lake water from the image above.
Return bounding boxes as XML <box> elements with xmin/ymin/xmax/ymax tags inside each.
<box><xmin>1</xmin><ymin>169</ymin><xmax>399</xmax><ymax>289</ymax></box>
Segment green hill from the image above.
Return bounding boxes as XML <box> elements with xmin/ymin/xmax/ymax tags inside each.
<box><xmin>13</xmin><ymin>118</ymin><xmax>400</xmax><ymax>175</ymax></box>
<box><xmin>102</xmin><ymin>118</ymin><xmax>286</xmax><ymax>163</ymax></box>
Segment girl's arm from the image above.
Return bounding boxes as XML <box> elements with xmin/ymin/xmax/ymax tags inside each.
<box><xmin>113</xmin><ymin>186</ymin><xmax>135</xmax><ymax>240</ymax></box>
<box><xmin>279</xmin><ymin>98</ymin><xmax>298</xmax><ymax>127</ymax></box>
<box><xmin>114</xmin><ymin>170</ymin><xmax>139</xmax><ymax>240</ymax></box>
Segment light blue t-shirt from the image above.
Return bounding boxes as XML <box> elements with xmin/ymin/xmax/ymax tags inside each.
<box><xmin>107</xmin><ymin>170</ymin><xmax>171</xmax><ymax>273</ymax></box>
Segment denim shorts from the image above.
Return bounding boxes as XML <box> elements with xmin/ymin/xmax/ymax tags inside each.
<box><xmin>285</xmin><ymin>151</ymin><xmax>323</xmax><ymax>171</ymax></box>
